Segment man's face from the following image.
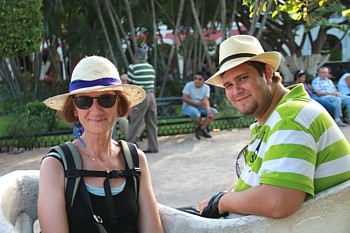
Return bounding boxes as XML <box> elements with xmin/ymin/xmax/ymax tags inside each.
<box><xmin>222</xmin><ymin>63</ymin><xmax>273</xmax><ymax>120</ymax></box>
<box><xmin>318</xmin><ymin>68</ymin><xmax>329</xmax><ymax>79</ymax></box>
<box><xmin>193</xmin><ymin>74</ymin><xmax>204</xmax><ymax>88</ymax></box>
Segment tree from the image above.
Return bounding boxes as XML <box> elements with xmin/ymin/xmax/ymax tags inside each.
<box><xmin>238</xmin><ymin>0</ymin><xmax>350</xmax><ymax>81</ymax></box>
<box><xmin>0</xmin><ymin>0</ymin><xmax>43</xmax><ymax>96</ymax></box>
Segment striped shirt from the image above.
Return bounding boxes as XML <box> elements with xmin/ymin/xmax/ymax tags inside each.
<box><xmin>127</xmin><ymin>61</ymin><xmax>156</xmax><ymax>93</ymax></box>
<box><xmin>234</xmin><ymin>84</ymin><xmax>350</xmax><ymax>196</ymax></box>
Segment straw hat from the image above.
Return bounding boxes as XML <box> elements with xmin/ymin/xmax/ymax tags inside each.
<box><xmin>206</xmin><ymin>35</ymin><xmax>281</xmax><ymax>88</ymax></box>
<box><xmin>44</xmin><ymin>56</ymin><xmax>146</xmax><ymax>111</ymax></box>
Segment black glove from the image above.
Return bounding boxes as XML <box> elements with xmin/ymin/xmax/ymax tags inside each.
<box><xmin>201</xmin><ymin>191</ymin><xmax>228</xmax><ymax>218</ymax></box>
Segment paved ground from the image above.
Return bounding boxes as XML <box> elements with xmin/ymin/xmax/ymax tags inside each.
<box><xmin>1</xmin><ymin>126</ymin><xmax>349</xmax><ymax>209</ymax></box>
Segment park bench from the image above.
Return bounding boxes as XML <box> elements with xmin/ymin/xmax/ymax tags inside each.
<box><xmin>1</xmin><ymin>170</ymin><xmax>350</xmax><ymax>232</ymax></box>
<box><xmin>154</xmin><ymin>96</ymin><xmax>252</xmax><ymax>136</ymax></box>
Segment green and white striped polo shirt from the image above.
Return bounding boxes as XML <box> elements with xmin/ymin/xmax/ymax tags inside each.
<box><xmin>234</xmin><ymin>84</ymin><xmax>350</xmax><ymax>196</ymax></box>
<box><xmin>127</xmin><ymin>61</ymin><xmax>156</xmax><ymax>93</ymax></box>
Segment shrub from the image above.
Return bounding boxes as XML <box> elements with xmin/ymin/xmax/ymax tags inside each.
<box><xmin>7</xmin><ymin>101</ymin><xmax>58</xmax><ymax>148</ymax></box>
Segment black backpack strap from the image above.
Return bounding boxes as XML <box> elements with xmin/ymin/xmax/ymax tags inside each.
<box><xmin>48</xmin><ymin>142</ymin><xmax>82</xmax><ymax>213</ymax></box>
<box><xmin>79</xmin><ymin>179</ymin><xmax>108</xmax><ymax>233</ymax></box>
<box><xmin>118</xmin><ymin>140</ymin><xmax>140</xmax><ymax>200</ymax></box>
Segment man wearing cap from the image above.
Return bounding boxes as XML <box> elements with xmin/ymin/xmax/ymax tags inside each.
<box><xmin>199</xmin><ymin>35</ymin><xmax>350</xmax><ymax>219</ymax></box>
<box><xmin>126</xmin><ymin>48</ymin><xmax>159</xmax><ymax>153</ymax></box>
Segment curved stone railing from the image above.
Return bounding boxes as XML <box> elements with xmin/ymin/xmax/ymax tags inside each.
<box><xmin>1</xmin><ymin>170</ymin><xmax>350</xmax><ymax>233</ymax></box>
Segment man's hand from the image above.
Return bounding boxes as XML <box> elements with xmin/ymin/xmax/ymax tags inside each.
<box><xmin>199</xmin><ymin>192</ymin><xmax>228</xmax><ymax>218</ymax></box>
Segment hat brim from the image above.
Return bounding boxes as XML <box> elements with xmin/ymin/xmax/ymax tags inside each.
<box><xmin>44</xmin><ymin>84</ymin><xmax>146</xmax><ymax>111</ymax></box>
<box><xmin>206</xmin><ymin>52</ymin><xmax>281</xmax><ymax>88</ymax></box>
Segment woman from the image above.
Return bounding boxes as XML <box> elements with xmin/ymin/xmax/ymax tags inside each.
<box><xmin>38</xmin><ymin>56</ymin><xmax>163</xmax><ymax>233</ymax></box>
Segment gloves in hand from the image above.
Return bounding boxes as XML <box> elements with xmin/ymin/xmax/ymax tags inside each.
<box><xmin>201</xmin><ymin>191</ymin><xmax>228</xmax><ymax>218</ymax></box>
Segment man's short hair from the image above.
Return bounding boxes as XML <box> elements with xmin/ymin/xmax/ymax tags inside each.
<box><xmin>135</xmin><ymin>48</ymin><xmax>147</xmax><ymax>60</ymax></box>
<box><xmin>195</xmin><ymin>71</ymin><xmax>205</xmax><ymax>77</ymax></box>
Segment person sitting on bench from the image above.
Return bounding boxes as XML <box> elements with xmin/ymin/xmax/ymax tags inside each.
<box><xmin>182</xmin><ymin>71</ymin><xmax>218</xmax><ymax>139</ymax></box>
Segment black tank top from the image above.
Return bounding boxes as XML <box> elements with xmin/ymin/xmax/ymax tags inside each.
<box><xmin>68</xmin><ymin>177</ymin><xmax>139</xmax><ymax>233</ymax></box>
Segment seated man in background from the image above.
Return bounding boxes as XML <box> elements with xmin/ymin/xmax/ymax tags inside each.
<box><xmin>200</xmin><ymin>35</ymin><xmax>350</xmax><ymax>219</ymax></box>
<box><xmin>182</xmin><ymin>71</ymin><xmax>218</xmax><ymax>139</ymax></box>
<box><xmin>312</xmin><ymin>66</ymin><xmax>350</xmax><ymax>126</ymax></box>
<box><xmin>294</xmin><ymin>70</ymin><xmax>335</xmax><ymax>116</ymax></box>
<box><xmin>338</xmin><ymin>72</ymin><xmax>350</xmax><ymax>96</ymax></box>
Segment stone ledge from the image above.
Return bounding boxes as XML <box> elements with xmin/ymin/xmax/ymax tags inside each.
<box><xmin>1</xmin><ymin>170</ymin><xmax>350</xmax><ymax>233</ymax></box>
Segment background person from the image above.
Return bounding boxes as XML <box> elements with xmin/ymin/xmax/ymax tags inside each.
<box><xmin>201</xmin><ymin>35</ymin><xmax>350</xmax><ymax>219</ymax></box>
<box><xmin>338</xmin><ymin>72</ymin><xmax>350</xmax><ymax>96</ymax></box>
<box><xmin>294</xmin><ymin>70</ymin><xmax>335</xmax><ymax>116</ymax></box>
<box><xmin>126</xmin><ymin>48</ymin><xmax>159</xmax><ymax>153</ymax></box>
<box><xmin>182</xmin><ymin>71</ymin><xmax>218</xmax><ymax>139</ymax></box>
<box><xmin>39</xmin><ymin>56</ymin><xmax>163</xmax><ymax>233</ymax></box>
<box><xmin>311</xmin><ymin>66</ymin><xmax>349</xmax><ymax>126</ymax></box>
<box><xmin>113</xmin><ymin>74</ymin><xmax>146</xmax><ymax>140</ymax></box>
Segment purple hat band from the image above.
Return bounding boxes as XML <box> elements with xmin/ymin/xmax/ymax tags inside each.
<box><xmin>69</xmin><ymin>77</ymin><xmax>121</xmax><ymax>93</ymax></box>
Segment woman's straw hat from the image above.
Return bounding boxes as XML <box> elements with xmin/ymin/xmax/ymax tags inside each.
<box><xmin>44</xmin><ymin>56</ymin><xmax>145</xmax><ymax>111</ymax></box>
<box><xmin>206</xmin><ymin>35</ymin><xmax>281</xmax><ymax>88</ymax></box>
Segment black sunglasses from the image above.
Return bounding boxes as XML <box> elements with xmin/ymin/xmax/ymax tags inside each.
<box><xmin>73</xmin><ymin>94</ymin><xmax>119</xmax><ymax>109</ymax></box>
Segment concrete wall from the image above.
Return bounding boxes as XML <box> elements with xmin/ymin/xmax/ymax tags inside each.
<box><xmin>1</xmin><ymin>170</ymin><xmax>350</xmax><ymax>233</ymax></box>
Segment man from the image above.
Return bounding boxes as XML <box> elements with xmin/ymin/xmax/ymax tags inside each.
<box><xmin>338</xmin><ymin>72</ymin><xmax>350</xmax><ymax>96</ymax></box>
<box><xmin>312</xmin><ymin>67</ymin><xmax>350</xmax><ymax>126</ymax></box>
<box><xmin>126</xmin><ymin>48</ymin><xmax>159</xmax><ymax>153</ymax></box>
<box><xmin>294</xmin><ymin>70</ymin><xmax>335</xmax><ymax>116</ymax></box>
<box><xmin>182</xmin><ymin>71</ymin><xmax>218</xmax><ymax>139</ymax></box>
<box><xmin>199</xmin><ymin>35</ymin><xmax>350</xmax><ymax>219</ymax></box>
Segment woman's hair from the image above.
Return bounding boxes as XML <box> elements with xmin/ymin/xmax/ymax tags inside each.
<box><xmin>246</xmin><ymin>61</ymin><xmax>283</xmax><ymax>83</ymax></box>
<box><xmin>61</xmin><ymin>91</ymin><xmax>131</xmax><ymax>124</ymax></box>
<box><xmin>294</xmin><ymin>70</ymin><xmax>306</xmax><ymax>82</ymax></box>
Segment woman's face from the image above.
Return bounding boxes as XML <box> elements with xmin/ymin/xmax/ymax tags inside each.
<box><xmin>74</xmin><ymin>90</ymin><xmax>118</xmax><ymax>136</ymax></box>
<box><xmin>297</xmin><ymin>74</ymin><xmax>306</xmax><ymax>83</ymax></box>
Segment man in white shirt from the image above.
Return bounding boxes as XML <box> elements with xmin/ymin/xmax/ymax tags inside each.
<box><xmin>311</xmin><ymin>67</ymin><xmax>349</xmax><ymax>126</ymax></box>
<box><xmin>182</xmin><ymin>71</ymin><xmax>218</xmax><ymax>139</ymax></box>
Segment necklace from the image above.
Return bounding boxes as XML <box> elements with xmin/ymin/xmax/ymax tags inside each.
<box><xmin>86</xmin><ymin>149</ymin><xmax>112</xmax><ymax>173</ymax></box>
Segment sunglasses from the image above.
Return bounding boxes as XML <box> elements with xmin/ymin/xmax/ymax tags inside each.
<box><xmin>73</xmin><ymin>94</ymin><xmax>119</xmax><ymax>109</ymax></box>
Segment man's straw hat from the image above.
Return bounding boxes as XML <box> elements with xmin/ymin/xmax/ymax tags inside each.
<box><xmin>44</xmin><ymin>56</ymin><xmax>145</xmax><ymax>111</ymax></box>
<box><xmin>206</xmin><ymin>35</ymin><xmax>281</xmax><ymax>88</ymax></box>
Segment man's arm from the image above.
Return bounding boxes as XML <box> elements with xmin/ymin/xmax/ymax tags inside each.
<box><xmin>200</xmin><ymin>184</ymin><xmax>306</xmax><ymax>219</ymax></box>
<box><xmin>182</xmin><ymin>93</ymin><xmax>199</xmax><ymax>106</ymax></box>
<box><xmin>345</xmin><ymin>76</ymin><xmax>350</xmax><ymax>88</ymax></box>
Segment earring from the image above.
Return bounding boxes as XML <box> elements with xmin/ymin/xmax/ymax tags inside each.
<box><xmin>73</xmin><ymin>121</ymin><xmax>86</xmax><ymax>147</ymax></box>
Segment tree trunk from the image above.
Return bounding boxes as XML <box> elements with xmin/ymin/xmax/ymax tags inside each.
<box><xmin>151</xmin><ymin>0</ymin><xmax>157</xmax><ymax>75</ymax></box>
<box><xmin>104</xmin><ymin>0</ymin><xmax>129</xmax><ymax>69</ymax></box>
<box><xmin>0</xmin><ymin>58</ymin><xmax>23</xmax><ymax>96</ymax></box>
<box><xmin>109</xmin><ymin>5</ymin><xmax>134</xmax><ymax>63</ymax></box>
<box><xmin>158</xmin><ymin>0</ymin><xmax>185</xmax><ymax>97</ymax></box>
<box><xmin>123</xmin><ymin>0</ymin><xmax>138</xmax><ymax>55</ymax></box>
<box><xmin>220</xmin><ymin>0</ymin><xmax>227</xmax><ymax>41</ymax></box>
<box><xmin>189</xmin><ymin>0</ymin><xmax>215</xmax><ymax>73</ymax></box>
<box><xmin>95</xmin><ymin>0</ymin><xmax>117</xmax><ymax>65</ymax></box>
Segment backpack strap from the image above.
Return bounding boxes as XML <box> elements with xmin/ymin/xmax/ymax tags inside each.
<box><xmin>48</xmin><ymin>142</ymin><xmax>82</xmax><ymax>213</ymax></box>
<box><xmin>118</xmin><ymin>140</ymin><xmax>140</xmax><ymax>200</ymax></box>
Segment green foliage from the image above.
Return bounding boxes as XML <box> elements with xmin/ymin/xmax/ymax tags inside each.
<box><xmin>6</xmin><ymin>101</ymin><xmax>57</xmax><ymax>148</ymax></box>
<box><xmin>0</xmin><ymin>0</ymin><xmax>43</xmax><ymax>58</ymax></box>
<box><xmin>26</xmin><ymin>101</ymin><xmax>58</xmax><ymax>131</ymax></box>
<box><xmin>243</xmin><ymin>0</ymin><xmax>334</xmax><ymax>23</ymax></box>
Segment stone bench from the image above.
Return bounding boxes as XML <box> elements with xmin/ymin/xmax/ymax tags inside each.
<box><xmin>1</xmin><ymin>170</ymin><xmax>350</xmax><ymax>232</ymax></box>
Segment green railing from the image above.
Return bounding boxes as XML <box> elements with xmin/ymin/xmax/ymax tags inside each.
<box><xmin>0</xmin><ymin>116</ymin><xmax>254</xmax><ymax>152</ymax></box>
